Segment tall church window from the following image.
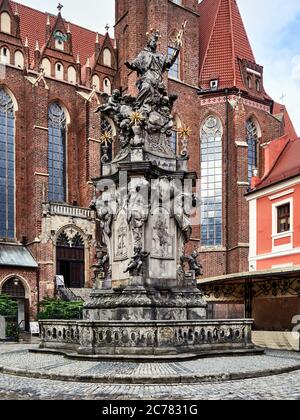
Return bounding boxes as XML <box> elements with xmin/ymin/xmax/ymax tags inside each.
<box><xmin>167</xmin><ymin>46</ymin><xmax>180</xmax><ymax>80</ymax></box>
<box><xmin>48</xmin><ymin>103</ymin><xmax>67</xmax><ymax>202</ymax></box>
<box><xmin>200</xmin><ymin>116</ymin><xmax>223</xmax><ymax>247</ymax></box>
<box><xmin>247</xmin><ymin>118</ymin><xmax>259</xmax><ymax>183</ymax></box>
<box><xmin>0</xmin><ymin>89</ymin><xmax>15</xmax><ymax>239</ymax></box>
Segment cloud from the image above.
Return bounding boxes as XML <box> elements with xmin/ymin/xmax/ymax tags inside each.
<box><xmin>291</xmin><ymin>56</ymin><xmax>300</xmax><ymax>80</ymax></box>
<box><xmin>238</xmin><ymin>0</ymin><xmax>300</xmax><ymax>134</ymax></box>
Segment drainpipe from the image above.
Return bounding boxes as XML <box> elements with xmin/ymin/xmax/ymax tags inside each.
<box><xmin>225</xmin><ymin>89</ymin><xmax>230</xmax><ymax>274</ymax></box>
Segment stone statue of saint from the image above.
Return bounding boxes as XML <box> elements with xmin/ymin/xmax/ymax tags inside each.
<box><xmin>125</xmin><ymin>31</ymin><xmax>181</xmax><ymax>109</ymax></box>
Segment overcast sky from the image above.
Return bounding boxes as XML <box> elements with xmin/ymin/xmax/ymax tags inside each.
<box><xmin>18</xmin><ymin>0</ymin><xmax>300</xmax><ymax>134</ymax></box>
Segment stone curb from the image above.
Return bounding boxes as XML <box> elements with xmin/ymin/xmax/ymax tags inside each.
<box><xmin>1</xmin><ymin>363</ymin><xmax>300</xmax><ymax>385</ymax></box>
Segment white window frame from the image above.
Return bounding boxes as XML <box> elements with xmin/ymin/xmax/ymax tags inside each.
<box><xmin>272</xmin><ymin>197</ymin><xmax>293</xmax><ymax>252</ymax></box>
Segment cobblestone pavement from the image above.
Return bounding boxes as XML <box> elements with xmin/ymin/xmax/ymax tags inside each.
<box><xmin>1</xmin><ymin>344</ymin><xmax>300</xmax><ymax>383</ymax></box>
<box><xmin>0</xmin><ymin>370</ymin><xmax>299</xmax><ymax>400</ymax></box>
<box><xmin>0</xmin><ymin>344</ymin><xmax>299</xmax><ymax>399</ymax></box>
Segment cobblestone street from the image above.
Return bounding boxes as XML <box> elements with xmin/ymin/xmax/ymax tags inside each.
<box><xmin>0</xmin><ymin>369</ymin><xmax>300</xmax><ymax>400</ymax></box>
<box><xmin>0</xmin><ymin>344</ymin><xmax>299</xmax><ymax>400</ymax></box>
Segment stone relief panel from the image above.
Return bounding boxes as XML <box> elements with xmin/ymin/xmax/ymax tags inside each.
<box><xmin>151</xmin><ymin>207</ymin><xmax>174</xmax><ymax>260</ymax></box>
<box><xmin>113</xmin><ymin>210</ymin><xmax>129</xmax><ymax>262</ymax></box>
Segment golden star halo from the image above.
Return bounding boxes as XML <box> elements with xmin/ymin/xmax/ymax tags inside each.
<box><xmin>100</xmin><ymin>131</ymin><xmax>112</xmax><ymax>146</ymax></box>
<box><xmin>178</xmin><ymin>126</ymin><xmax>192</xmax><ymax>139</ymax></box>
<box><xmin>130</xmin><ymin>111</ymin><xmax>143</xmax><ymax>125</ymax></box>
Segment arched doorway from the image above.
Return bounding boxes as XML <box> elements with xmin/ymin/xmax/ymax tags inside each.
<box><xmin>2</xmin><ymin>278</ymin><xmax>29</xmax><ymax>331</ymax></box>
<box><xmin>56</xmin><ymin>231</ymin><xmax>85</xmax><ymax>288</ymax></box>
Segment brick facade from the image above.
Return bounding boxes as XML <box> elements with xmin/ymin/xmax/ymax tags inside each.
<box><xmin>0</xmin><ymin>0</ymin><xmax>292</xmax><ymax>322</ymax></box>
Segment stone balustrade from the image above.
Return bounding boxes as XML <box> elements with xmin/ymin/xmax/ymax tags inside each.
<box><xmin>43</xmin><ymin>203</ymin><xmax>94</xmax><ymax>220</ymax></box>
<box><xmin>39</xmin><ymin>319</ymin><xmax>254</xmax><ymax>356</ymax></box>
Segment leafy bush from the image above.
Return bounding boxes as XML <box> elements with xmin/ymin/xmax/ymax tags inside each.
<box><xmin>6</xmin><ymin>321</ymin><xmax>20</xmax><ymax>341</ymax></box>
<box><xmin>0</xmin><ymin>294</ymin><xmax>18</xmax><ymax>318</ymax></box>
<box><xmin>37</xmin><ymin>298</ymin><xmax>83</xmax><ymax>320</ymax></box>
<box><xmin>0</xmin><ymin>294</ymin><xmax>19</xmax><ymax>340</ymax></box>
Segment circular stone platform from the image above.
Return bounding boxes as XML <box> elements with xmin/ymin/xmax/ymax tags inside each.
<box><xmin>1</xmin><ymin>345</ymin><xmax>300</xmax><ymax>385</ymax></box>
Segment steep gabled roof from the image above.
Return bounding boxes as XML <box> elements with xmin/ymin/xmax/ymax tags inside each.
<box><xmin>253</xmin><ymin>137</ymin><xmax>300</xmax><ymax>191</ymax></box>
<box><xmin>273</xmin><ymin>102</ymin><xmax>298</xmax><ymax>141</ymax></box>
<box><xmin>9</xmin><ymin>1</ymin><xmax>106</xmax><ymax>66</ymax></box>
<box><xmin>198</xmin><ymin>0</ymin><xmax>266</xmax><ymax>96</ymax></box>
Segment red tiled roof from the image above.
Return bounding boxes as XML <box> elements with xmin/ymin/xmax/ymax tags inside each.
<box><xmin>198</xmin><ymin>0</ymin><xmax>269</xmax><ymax>99</ymax></box>
<box><xmin>254</xmin><ymin>137</ymin><xmax>300</xmax><ymax>191</ymax></box>
<box><xmin>273</xmin><ymin>102</ymin><xmax>298</xmax><ymax>140</ymax></box>
<box><xmin>10</xmin><ymin>1</ymin><xmax>105</xmax><ymax>65</ymax></box>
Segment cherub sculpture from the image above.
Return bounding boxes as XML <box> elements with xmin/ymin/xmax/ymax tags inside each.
<box><xmin>95</xmin><ymin>89</ymin><xmax>121</xmax><ymax>116</ymax></box>
<box><xmin>123</xmin><ymin>246</ymin><xmax>150</xmax><ymax>276</ymax></box>
<box><xmin>181</xmin><ymin>250</ymin><xmax>203</xmax><ymax>277</ymax></box>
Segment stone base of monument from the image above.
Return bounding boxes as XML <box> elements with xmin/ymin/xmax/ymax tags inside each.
<box><xmin>38</xmin><ymin>278</ymin><xmax>261</xmax><ymax>359</ymax></box>
<box><xmin>38</xmin><ymin>317</ymin><xmax>259</xmax><ymax>359</ymax></box>
<box><xmin>38</xmin><ymin>321</ymin><xmax>257</xmax><ymax>359</ymax></box>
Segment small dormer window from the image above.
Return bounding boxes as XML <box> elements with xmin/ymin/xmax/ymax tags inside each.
<box><xmin>210</xmin><ymin>79</ymin><xmax>219</xmax><ymax>90</ymax></box>
<box><xmin>247</xmin><ymin>75</ymin><xmax>252</xmax><ymax>89</ymax></box>
<box><xmin>54</xmin><ymin>31</ymin><xmax>66</xmax><ymax>51</ymax></box>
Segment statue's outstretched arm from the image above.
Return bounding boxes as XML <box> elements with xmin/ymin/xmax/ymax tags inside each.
<box><xmin>125</xmin><ymin>60</ymin><xmax>137</xmax><ymax>71</ymax></box>
<box><xmin>165</xmin><ymin>46</ymin><xmax>180</xmax><ymax>70</ymax></box>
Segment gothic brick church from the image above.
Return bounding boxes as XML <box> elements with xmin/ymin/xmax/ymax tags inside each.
<box><xmin>0</xmin><ymin>0</ymin><xmax>297</xmax><ymax>327</ymax></box>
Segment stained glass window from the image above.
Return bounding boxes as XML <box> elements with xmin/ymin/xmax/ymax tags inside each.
<box><xmin>200</xmin><ymin>116</ymin><xmax>223</xmax><ymax>247</ymax></box>
<box><xmin>48</xmin><ymin>103</ymin><xmax>66</xmax><ymax>202</ymax></box>
<box><xmin>247</xmin><ymin>119</ymin><xmax>258</xmax><ymax>184</ymax></box>
<box><xmin>167</xmin><ymin>47</ymin><xmax>180</xmax><ymax>79</ymax></box>
<box><xmin>0</xmin><ymin>89</ymin><xmax>15</xmax><ymax>240</ymax></box>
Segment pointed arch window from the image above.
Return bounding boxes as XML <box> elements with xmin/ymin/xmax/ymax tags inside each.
<box><xmin>167</xmin><ymin>46</ymin><xmax>180</xmax><ymax>80</ymax></box>
<box><xmin>48</xmin><ymin>103</ymin><xmax>67</xmax><ymax>202</ymax></box>
<box><xmin>200</xmin><ymin>116</ymin><xmax>223</xmax><ymax>247</ymax></box>
<box><xmin>103</xmin><ymin>48</ymin><xmax>112</xmax><ymax>67</ymax></box>
<box><xmin>0</xmin><ymin>89</ymin><xmax>15</xmax><ymax>239</ymax></box>
<box><xmin>247</xmin><ymin>118</ymin><xmax>259</xmax><ymax>183</ymax></box>
<box><xmin>0</xmin><ymin>12</ymin><xmax>11</xmax><ymax>34</ymax></box>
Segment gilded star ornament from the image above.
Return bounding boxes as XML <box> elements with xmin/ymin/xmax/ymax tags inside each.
<box><xmin>100</xmin><ymin>131</ymin><xmax>112</xmax><ymax>146</ymax></box>
<box><xmin>130</xmin><ymin>111</ymin><xmax>143</xmax><ymax>125</ymax></box>
<box><xmin>178</xmin><ymin>126</ymin><xmax>191</xmax><ymax>139</ymax></box>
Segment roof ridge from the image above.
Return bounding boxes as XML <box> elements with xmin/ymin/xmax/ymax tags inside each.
<box><xmin>228</xmin><ymin>0</ymin><xmax>236</xmax><ymax>86</ymax></box>
<box><xmin>11</xmin><ymin>0</ymin><xmax>107</xmax><ymax>38</ymax></box>
<box><xmin>260</xmin><ymin>136</ymin><xmax>291</xmax><ymax>182</ymax></box>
